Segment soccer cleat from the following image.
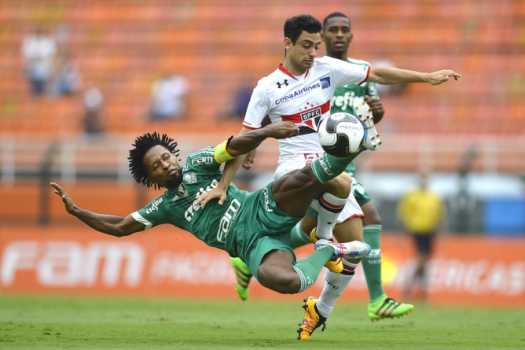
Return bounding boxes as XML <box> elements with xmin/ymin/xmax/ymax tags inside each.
<box><xmin>297</xmin><ymin>296</ymin><xmax>327</xmax><ymax>340</ymax></box>
<box><xmin>314</xmin><ymin>239</ymin><xmax>371</xmax><ymax>260</ymax></box>
<box><xmin>352</xmin><ymin>96</ymin><xmax>382</xmax><ymax>151</ymax></box>
<box><xmin>230</xmin><ymin>257</ymin><xmax>252</xmax><ymax>301</ymax></box>
<box><xmin>310</xmin><ymin>229</ymin><xmax>343</xmax><ymax>273</ymax></box>
<box><xmin>368</xmin><ymin>294</ymin><xmax>414</xmax><ymax>321</ymax></box>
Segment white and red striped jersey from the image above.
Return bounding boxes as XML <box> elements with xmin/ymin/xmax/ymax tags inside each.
<box><xmin>243</xmin><ymin>56</ymin><xmax>370</xmax><ymax>165</ymax></box>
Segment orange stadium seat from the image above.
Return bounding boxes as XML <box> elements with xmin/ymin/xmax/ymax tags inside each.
<box><xmin>0</xmin><ymin>0</ymin><xmax>522</xmax><ymax>137</ymax></box>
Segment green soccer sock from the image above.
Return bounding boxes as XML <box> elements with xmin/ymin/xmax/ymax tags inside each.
<box><xmin>361</xmin><ymin>224</ymin><xmax>384</xmax><ymax>300</ymax></box>
<box><xmin>311</xmin><ymin>153</ymin><xmax>358</xmax><ymax>183</ymax></box>
<box><xmin>293</xmin><ymin>246</ymin><xmax>335</xmax><ymax>292</ymax></box>
<box><xmin>289</xmin><ymin>221</ymin><xmax>311</xmax><ymax>249</ymax></box>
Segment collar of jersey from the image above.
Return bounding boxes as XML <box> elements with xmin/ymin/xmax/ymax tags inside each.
<box><xmin>278</xmin><ymin>63</ymin><xmax>310</xmax><ymax>80</ymax></box>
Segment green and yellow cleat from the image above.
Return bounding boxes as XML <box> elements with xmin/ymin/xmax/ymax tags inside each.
<box><xmin>230</xmin><ymin>257</ymin><xmax>252</xmax><ymax>301</ymax></box>
<box><xmin>368</xmin><ymin>294</ymin><xmax>414</xmax><ymax>321</ymax></box>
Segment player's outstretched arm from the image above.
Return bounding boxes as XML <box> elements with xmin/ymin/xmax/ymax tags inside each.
<box><xmin>368</xmin><ymin>67</ymin><xmax>461</xmax><ymax>86</ymax></box>
<box><xmin>226</xmin><ymin>122</ymin><xmax>298</xmax><ymax>157</ymax></box>
<box><xmin>195</xmin><ymin>122</ymin><xmax>299</xmax><ymax>208</ymax></box>
<box><xmin>50</xmin><ymin>182</ymin><xmax>145</xmax><ymax>237</ymax></box>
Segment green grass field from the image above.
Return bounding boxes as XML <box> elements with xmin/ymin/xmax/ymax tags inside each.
<box><xmin>0</xmin><ymin>294</ymin><xmax>523</xmax><ymax>349</ymax></box>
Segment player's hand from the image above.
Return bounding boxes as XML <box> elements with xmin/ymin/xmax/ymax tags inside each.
<box><xmin>242</xmin><ymin>150</ymin><xmax>256</xmax><ymax>169</ymax></box>
<box><xmin>264</xmin><ymin>122</ymin><xmax>299</xmax><ymax>139</ymax></box>
<box><xmin>364</xmin><ymin>95</ymin><xmax>385</xmax><ymax>122</ymax></box>
<box><xmin>194</xmin><ymin>187</ymin><xmax>228</xmax><ymax>208</ymax></box>
<box><xmin>50</xmin><ymin>182</ymin><xmax>77</xmax><ymax>214</ymax></box>
<box><xmin>428</xmin><ymin>70</ymin><xmax>461</xmax><ymax>85</ymax></box>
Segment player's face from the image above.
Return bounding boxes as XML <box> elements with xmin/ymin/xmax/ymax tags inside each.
<box><xmin>144</xmin><ymin>145</ymin><xmax>183</xmax><ymax>190</ymax></box>
<box><xmin>286</xmin><ymin>31</ymin><xmax>321</xmax><ymax>73</ymax></box>
<box><xmin>322</xmin><ymin>17</ymin><xmax>353</xmax><ymax>56</ymax></box>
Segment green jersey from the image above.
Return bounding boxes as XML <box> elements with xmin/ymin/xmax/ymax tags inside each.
<box><xmin>131</xmin><ymin>146</ymin><xmax>247</xmax><ymax>252</ymax></box>
<box><xmin>131</xmin><ymin>146</ymin><xmax>299</xmax><ymax>273</ymax></box>
<box><xmin>331</xmin><ymin>58</ymin><xmax>379</xmax><ymax>174</ymax></box>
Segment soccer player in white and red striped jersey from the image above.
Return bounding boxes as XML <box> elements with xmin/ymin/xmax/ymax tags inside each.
<box><xmin>195</xmin><ymin>14</ymin><xmax>460</xmax><ymax>340</ymax></box>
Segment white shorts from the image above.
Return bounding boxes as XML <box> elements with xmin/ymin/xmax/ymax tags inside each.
<box><xmin>274</xmin><ymin>154</ymin><xmax>364</xmax><ymax>223</ymax></box>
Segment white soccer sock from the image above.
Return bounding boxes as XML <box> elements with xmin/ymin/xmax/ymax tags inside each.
<box><xmin>315</xmin><ymin>193</ymin><xmax>346</xmax><ymax>240</ymax></box>
<box><xmin>316</xmin><ymin>261</ymin><xmax>359</xmax><ymax>318</ymax></box>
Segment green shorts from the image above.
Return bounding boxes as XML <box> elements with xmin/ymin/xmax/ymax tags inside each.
<box><xmin>350</xmin><ymin>173</ymin><xmax>372</xmax><ymax>207</ymax></box>
<box><xmin>228</xmin><ymin>183</ymin><xmax>299</xmax><ymax>281</ymax></box>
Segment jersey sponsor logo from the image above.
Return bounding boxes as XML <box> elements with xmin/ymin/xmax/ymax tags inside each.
<box><xmin>183</xmin><ymin>172</ymin><xmax>197</xmax><ymax>184</ymax></box>
<box><xmin>276</xmin><ymin>79</ymin><xmax>289</xmax><ymax>88</ymax></box>
<box><xmin>184</xmin><ymin>180</ymin><xmax>219</xmax><ymax>221</ymax></box>
<box><xmin>146</xmin><ymin>198</ymin><xmax>164</xmax><ymax>214</ymax></box>
<box><xmin>274</xmin><ymin>82</ymin><xmax>321</xmax><ymax>105</ymax></box>
<box><xmin>216</xmin><ymin>199</ymin><xmax>241</xmax><ymax>243</ymax></box>
<box><xmin>320</xmin><ymin>76</ymin><xmax>330</xmax><ymax>89</ymax></box>
<box><xmin>191</xmin><ymin>157</ymin><xmax>214</xmax><ymax>166</ymax></box>
<box><xmin>332</xmin><ymin>91</ymin><xmax>355</xmax><ymax>111</ymax></box>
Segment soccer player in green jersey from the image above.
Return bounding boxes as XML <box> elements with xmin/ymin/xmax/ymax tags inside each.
<box><xmin>51</xmin><ymin>121</ymin><xmax>371</xmax><ymax>299</ymax></box>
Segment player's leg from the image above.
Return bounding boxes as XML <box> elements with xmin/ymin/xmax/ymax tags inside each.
<box><xmin>416</xmin><ymin>232</ymin><xmax>434</xmax><ymax>303</ymax></box>
<box><xmin>314</xmin><ymin>177</ymin><xmax>348</xmax><ymax>241</ymax></box>
<box><xmin>253</xmin><ymin>239</ymin><xmax>370</xmax><ymax>294</ymax></box>
<box><xmin>360</xmin><ymin>200</ymin><xmax>385</xmax><ymax>300</ymax></box>
<box><xmin>230</xmin><ymin>256</ymin><xmax>252</xmax><ymax>301</ymax></box>
<box><xmin>234</xmin><ymin>153</ymin><xmax>366</xmax><ymax>299</ymax></box>
<box><xmin>256</xmin><ymin>248</ymin><xmax>333</xmax><ymax>294</ymax></box>
<box><xmin>297</xmin><ymin>198</ymin><xmax>364</xmax><ymax>340</ymax></box>
<box><xmin>358</xmin><ymin>191</ymin><xmax>414</xmax><ymax>321</ymax></box>
<box><xmin>288</xmin><ymin>174</ymin><xmax>349</xmax><ymax>249</ymax></box>
<box><xmin>275</xmin><ymin>156</ymin><xmax>353</xmax><ymax>241</ymax></box>
<box><xmin>266</xmin><ymin>154</ymin><xmax>370</xmax><ymax>293</ymax></box>
<box><xmin>404</xmin><ymin>233</ymin><xmax>419</xmax><ymax>301</ymax></box>
<box><xmin>230</xmin><ymin>173</ymin><xmax>350</xmax><ymax>301</ymax></box>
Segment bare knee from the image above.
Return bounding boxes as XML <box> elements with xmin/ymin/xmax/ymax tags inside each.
<box><xmin>257</xmin><ymin>265</ymin><xmax>300</xmax><ymax>294</ymax></box>
<box><xmin>321</xmin><ymin>173</ymin><xmax>351</xmax><ymax>199</ymax></box>
<box><xmin>256</xmin><ymin>250</ymin><xmax>301</xmax><ymax>294</ymax></box>
<box><xmin>333</xmin><ymin>216</ymin><xmax>363</xmax><ymax>242</ymax></box>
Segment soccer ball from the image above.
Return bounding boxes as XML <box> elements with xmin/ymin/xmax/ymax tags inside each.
<box><xmin>318</xmin><ymin>112</ymin><xmax>365</xmax><ymax>158</ymax></box>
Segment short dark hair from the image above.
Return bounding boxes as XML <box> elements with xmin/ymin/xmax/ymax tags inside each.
<box><xmin>323</xmin><ymin>12</ymin><xmax>350</xmax><ymax>29</ymax></box>
<box><xmin>128</xmin><ymin>132</ymin><xmax>180</xmax><ymax>189</ymax></box>
<box><xmin>284</xmin><ymin>14</ymin><xmax>322</xmax><ymax>44</ymax></box>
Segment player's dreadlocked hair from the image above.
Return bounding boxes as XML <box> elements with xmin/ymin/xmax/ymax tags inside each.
<box><xmin>284</xmin><ymin>14</ymin><xmax>322</xmax><ymax>44</ymax></box>
<box><xmin>128</xmin><ymin>132</ymin><xmax>180</xmax><ymax>190</ymax></box>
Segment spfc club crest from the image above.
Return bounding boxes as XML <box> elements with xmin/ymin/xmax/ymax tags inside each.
<box><xmin>300</xmin><ymin>106</ymin><xmax>323</xmax><ymax>131</ymax></box>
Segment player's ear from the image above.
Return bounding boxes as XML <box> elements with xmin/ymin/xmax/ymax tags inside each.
<box><xmin>320</xmin><ymin>31</ymin><xmax>325</xmax><ymax>42</ymax></box>
<box><xmin>284</xmin><ymin>37</ymin><xmax>292</xmax><ymax>50</ymax></box>
<box><xmin>349</xmin><ymin>33</ymin><xmax>354</xmax><ymax>43</ymax></box>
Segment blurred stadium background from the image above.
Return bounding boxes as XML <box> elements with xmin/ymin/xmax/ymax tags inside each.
<box><xmin>0</xmin><ymin>0</ymin><xmax>524</xmax><ymax>306</ymax></box>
